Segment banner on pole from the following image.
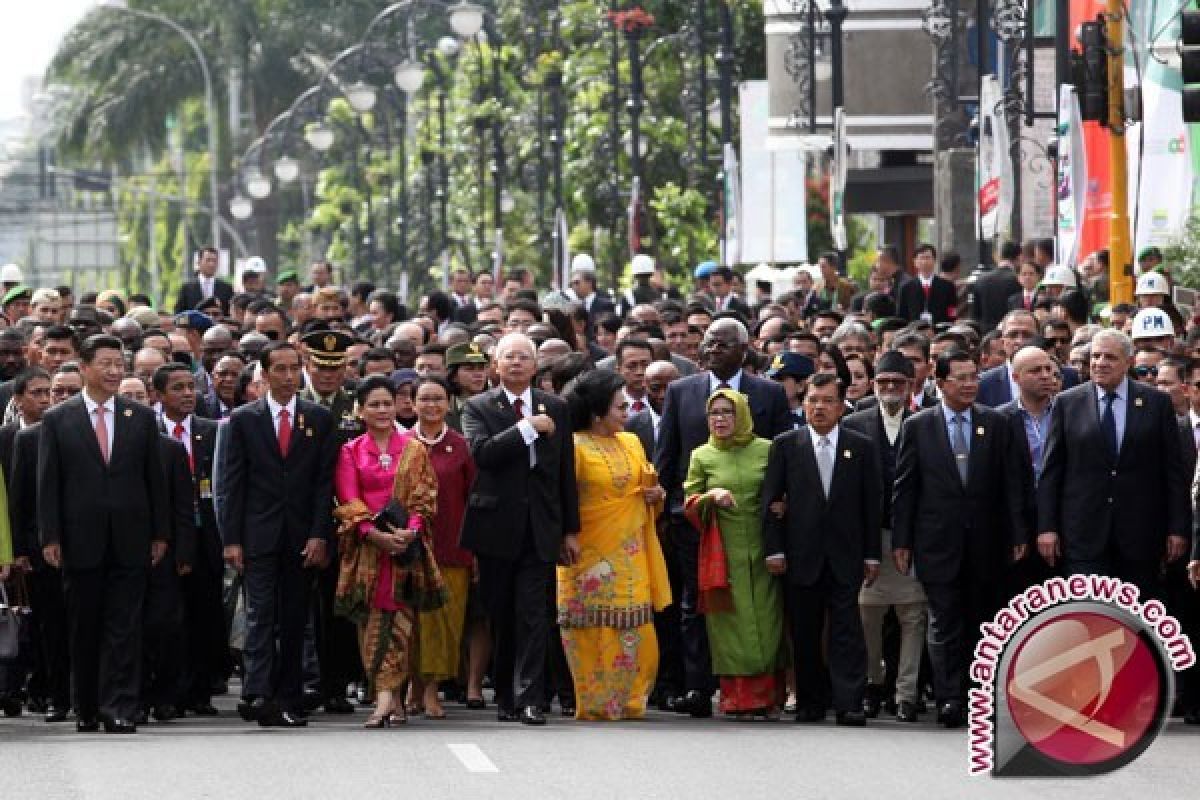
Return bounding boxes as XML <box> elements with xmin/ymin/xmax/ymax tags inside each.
<box><xmin>831</xmin><ymin>107</ymin><xmax>848</xmax><ymax>252</ymax></box>
<box><xmin>1056</xmin><ymin>84</ymin><xmax>1088</xmax><ymax>269</ymax></box>
<box><xmin>722</xmin><ymin>143</ymin><xmax>742</xmax><ymax>267</ymax></box>
<box><xmin>978</xmin><ymin>76</ymin><xmax>1013</xmax><ymax>241</ymax></box>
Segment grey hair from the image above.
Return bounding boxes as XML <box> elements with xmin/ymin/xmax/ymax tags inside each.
<box><xmin>829</xmin><ymin>321</ymin><xmax>871</xmax><ymax>345</ymax></box>
<box><xmin>1091</xmin><ymin>328</ymin><xmax>1134</xmax><ymax>358</ymax></box>
<box><xmin>706</xmin><ymin>317</ymin><xmax>749</xmax><ymax>345</ymax></box>
<box><xmin>495</xmin><ymin>332</ymin><xmax>536</xmax><ymax>360</ymax></box>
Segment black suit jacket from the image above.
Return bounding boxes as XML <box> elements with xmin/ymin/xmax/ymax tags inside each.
<box><xmin>896</xmin><ymin>274</ymin><xmax>957</xmax><ymax>324</ymax></box>
<box><xmin>216</xmin><ymin>398</ymin><xmax>337</xmax><ymax>558</ymax></box>
<box><xmin>853</xmin><ymin>389</ymin><xmax>937</xmax><ymax>414</ymax></box>
<box><xmin>459</xmin><ymin>387</ymin><xmax>580</xmax><ymax>563</ymax></box>
<box><xmin>0</xmin><ymin>420</ymin><xmax>18</xmax><ymax>487</ymax></box>
<box><xmin>978</xmin><ymin>363</ymin><xmax>1082</xmax><ymax>408</ymax></box>
<box><xmin>654</xmin><ymin>372</ymin><xmax>792</xmax><ymax>509</ymax></box>
<box><xmin>174</xmin><ymin>278</ymin><xmax>233</xmax><ymax>314</ymax></box>
<box><xmin>970</xmin><ymin>266</ymin><xmax>1022</xmax><ymax>332</ymax></box>
<box><xmin>163</xmin><ymin>416</ymin><xmax>221</xmax><ymax>574</ymax></box>
<box><xmin>8</xmin><ymin>423</ymin><xmax>38</xmax><ymax>563</ymax></box>
<box><xmin>159</xmin><ymin>435</ymin><xmax>198</xmax><ymax>572</ymax></box>
<box><xmin>761</xmin><ymin>425</ymin><xmax>882</xmax><ymax>586</ymax></box>
<box><xmin>625</xmin><ymin>409</ymin><xmax>656</xmax><ymax>462</ymax></box>
<box><xmin>995</xmin><ymin>401</ymin><xmax>1041</xmax><ymax>541</ymax></box>
<box><xmin>892</xmin><ymin>404</ymin><xmax>1027</xmax><ymax>583</ymax></box>
<box><xmin>1006</xmin><ymin>288</ymin><xmax>1045</xmax><ymax>312</ymax></box>
<box><xmin>37</xmin><ymin>395</ymin><xmax>169</xmax><ymax>570</ymax></box>
<box><xmin>1037</xmin><ymin>381</ymin><xmax>1191</xmax><ymax>565</ymax></box>
<box><xmin>842</xmin><ymin>405</ymin><xmax>912</xmax><ymax>529</ymax></box>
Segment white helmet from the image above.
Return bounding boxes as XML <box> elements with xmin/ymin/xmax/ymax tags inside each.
<box><xmin>1043</xmin><ymin>265</ymin><xmax>1076</xmax><ymax>287</ymax></box>
<box><xmin>570</xmin><ymin>253</ymin><xmax>595</xmax><ymax>273</ymax></box>
<box><xmin>1131</xmin><ymin>307</ymin><xmax>1175</xmax><ymax>339</ymax></box>
<box><xmin>243</xmin><ymin>256</ymin><xmax>267</xmax><ymax>274</ymax></box>
<box><xmin>631</xmin><ymin>253</ymin><xmax>655</xmax><ymax>276</ymax></box>
<box><xmin>0</xmin><ymin>263</ymin><xmax>23</xmax><ymax>284</ymax></box>
<box><xmin>1135</xmin><ymin>271</ymin><xmax>1169</xmax><ymax>297</ymax></box>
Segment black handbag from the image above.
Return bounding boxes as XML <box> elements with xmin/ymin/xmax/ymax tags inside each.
<box><xmin>373</xmin><ymin>500</ymin><xmax>423</xmax><ymax>566</ymax></box>
<box><xmin>0</xmin><ymin>582</ymin><xmax>19</xmax><ymax>662</ymax></box>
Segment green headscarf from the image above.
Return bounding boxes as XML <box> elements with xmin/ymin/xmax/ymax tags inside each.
<box><xmin>706</xmin><ymin>388</ymin><xmax>755</xmax><ymax>451</ymax></box>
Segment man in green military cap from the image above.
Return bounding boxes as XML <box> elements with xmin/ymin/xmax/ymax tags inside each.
<box><xmin>445</xmin><ymin>341</ymin><xmax>490</xmax><ymax>432</ymax></box>
<box><xmin>298</xmin><ymin>327</ymin><xmax>363</xmax><ymax>714</ymax></box>
<box><xmin>1</xmin><ymin>285</ymin><xmax>32</xmax><ymax>322</ymax></box>
<box><xmin>277</xmin><ymin>269</ymin><xmax>301</xmax><ymax>309</ymax></box>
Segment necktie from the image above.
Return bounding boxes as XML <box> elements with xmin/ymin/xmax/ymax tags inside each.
<box><xmin>173</xmin><ymin>421</ymin><xmax>194</xmax><ymax>473</ymax></box>
<box><xmin>93</xmin><ymin>405</ymin><xmax>109</xmax><ymax>464</ymax></box>
<box><xmin>951</xmin><ymin>413</ymin><xmax>970</xmax><ymax>485</ymax></box>
<box><xmin>513</xmin><ymin>396</ymin><xmax>524</xmax><ymax>419</ymax></box>
<box><xmin>816</xmin><ymin>435</ymin><xmax>834</xmax><ymax>498</ymax></box>
<box><xmin>1101</xmin><ymin>392</ymin><xmax>1118</xmax><ymax>456</ymax></box>
<box><xmin>278</xmin><ymin>408</ymin><xmax>292</xmax><ymax>458</ymax></box>
<box><xmin>1024</xmin><ymin>292</ymin><xmax>1032</xmax><ymax>310</ymax></box>
<box><xmin>631</xmin><ymin>399</ymin><xmax>645</xmax><ymax>413</ymax></box>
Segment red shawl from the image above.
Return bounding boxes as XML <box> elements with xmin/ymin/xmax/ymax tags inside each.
<box><xmin>683</xmin><ymin>494</ymin><xmax>733</xmax><ymax>614</ymax></box>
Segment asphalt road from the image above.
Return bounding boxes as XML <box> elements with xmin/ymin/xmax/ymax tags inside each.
<box><xmin>2</xmin><ymin>695</ymin><xmax>1198</xmax><ymax>800</ymax></box>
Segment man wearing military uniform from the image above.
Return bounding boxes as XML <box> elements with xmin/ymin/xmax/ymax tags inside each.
<box><xmin>299</xmin><ymin>330</ymin><xmax>363</xmax><ymax>713</ymax></box>
<box><xmin>445</xmin><ymin>341</ymin><xmax>490</xmax><ymax>433</ymax></box>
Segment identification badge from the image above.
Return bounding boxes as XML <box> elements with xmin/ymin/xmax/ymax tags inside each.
<box><xmin>199</xmin><ymin>478</ymin><xmax>213</xmax><ymax>499</ymax></box>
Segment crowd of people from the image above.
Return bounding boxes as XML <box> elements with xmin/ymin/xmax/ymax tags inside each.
<box><xmin>0</xmin><ymin>237</ymin><xmax>1197</xmax><ymax>734</ymax></box>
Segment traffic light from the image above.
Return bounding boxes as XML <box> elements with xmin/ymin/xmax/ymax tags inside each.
<box><xmin>1183</xmin><ymin>10</ymin><xmax>1200</xmax><ymax>122</ymax></box>
<box><xmin>1072</xmin><ymin>16</ymin><xmax>1108</xmax><ymax>123</ymax></box>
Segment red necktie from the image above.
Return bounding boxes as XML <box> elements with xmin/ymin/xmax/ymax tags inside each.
<box><xmin>173</xmin><ymin>421</ymin><xmax>194</xmax><ymax>473</ymax></box>
<box><xmin>93</xmin><ymin>406</ymin><xmax>110</xmax><ymax>464</ymax></box>
<box><xmin>513</xmin><ymin>397</ymin><xmax>524</xmax><ymax>420</ymax></box>
<box><xmin>278</xmin><ymin>409</ymin><xmax>292</xmax><ymax>458</ymax></box>
<box><xmin>922</xmin><ymin>282</ymin><xmax>931</xmax><ymax>301</ymax></box>
<box><xmin>632</xmin><ymin>400</ymin><xmax>645</xmax><ymax>413</ymax></box>
<box><xmin>1024</xmin><ymin>292</ymin><xmax>1032</xmax><ymax>310</ymax></box>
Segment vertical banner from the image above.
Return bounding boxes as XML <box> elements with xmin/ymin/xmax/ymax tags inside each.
<box><xmin>627</xmin><ymin>175</ymin><xmax>642</xmax><ymax>260</ymax></box>
<box><xmin>978</xmin><ymin>76</ymin><xmax>1013</xmax><ymax>241</ymax></box>
<box><xmin>1071</xmin><ymin>0</ymin><xmax>1112</xmax><ymax>263</ymax></box>
<box><xmin>830</xmin><ymin>107</ymin><xmax>848</xmax><ymax>252</ymax></box>
<box><xmin>554</xmin><ymin>207</ymin><xmax>571</xmax><ymax>290</ymax></box>
<box><xmin>1057</xmin><ymin>84</ymin><xmax>1088</xmax><ymax>269</ymax></box>
<box><xmin>739</xmin><ymin>81</ymin><xmax>808</xmax><ymax>264</ymax></box>
<box><xmin>721</xmin><ymin>143</ymin><xmax>742</xmax><ymax>267</ymax></box>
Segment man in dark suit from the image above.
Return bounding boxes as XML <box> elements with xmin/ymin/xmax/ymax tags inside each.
<box><xmin>979</xmin><ymin>310</ymin><xmax>1080</xmax><ymax>407</ymax></box>
<box><xmin>969</xmin><ymin>241</ymin><xmax>1022</xmax><ymax>331</ymax></box>
<box><xmin>460</xmin><ymin>333</ymin><xmax>580</xmax><ymax>725</ymax></box>
<box><xmin>217</xmin><ymin>341</ymin><xmax>338</xmax><ymax>727</ymax></box>
<box><xmin>153</xmin><ymin>363</ymin><xmax>225</xmax><ymax>717</ymax></box>
<box><xmin>299</xmin><ymin>330</ymin><xmax>363</xmax><ymax>715</ymax></box>
<box><xmin>1038</xmin><ymin>329</ymin><xmax>1191</xmax><ymax>597</ymax></box>
<box><xmin>763</xmin><ymin>373</ymin><xmax>882</xmax><ymax>726</ymax></box>
<box><xmin>896</xmin><ymin>244</ymin><xmax>957</xmax><ymax>325</ymax></box>
<box><xmin>174</xmin><ymin>246</ymin><xmax>234</xmax><ymax>314</ymax></box>
<box><xmin>892</xmin><ymin>349</ymin><xmax>1027</xmax><ymax>729</ymax></box>
<box><xmin>38</xmin><ymin>334</ymin><xmax>169</xmax><ymax>733</ymax></box>
<box><xmin>655</xmin><ymin>318</ymin><xmax>791</xmax><ymax>716</ymax></box>
<box><xmin>707</xmin><ymin>266</ymin><xmax>753</xmax><ymax>319</ymax></box>
<box><xmin>569</xmin><ymin>265</ymin><xmax>616</xmax><ymax>338</ymax></box>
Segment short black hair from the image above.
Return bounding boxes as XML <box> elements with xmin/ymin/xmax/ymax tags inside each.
<box><xmin>152</xmin><ymin>362</ymin><xmax>193</xmax><ymax>392</ymax></box>
<box><xmin>424</xmin><ymin>290</ymin><xmax>454</xmax><ymax>322</ymax></box>
<box><xmin>807</xmin><ymin>371</ymin><xmax>846</xmax><ymax>401</ymax></box>
<box><xmin>863</xmin><ymin>291</ymin><xmax>896</xmax><ymax>319</ymax></box>
<box><xmin>999</xmin><ymin>241</ymin><xmax>1021</xmax><ymax>261</ymax></box>
<box><xmin>893</xmin><ymin>331</ymin><xmax>931</xmax><ymax>360</ymax></box>
<box><xmin>356</xmin><ymin>374</ymin><xmax>397</xmax><ymax>406</ymax></box>
<box><xmin>616</xmin><ymin>337</ymin><xmax>654</xmax><ymax>366</ymax></box>
<box><xmin>417</xmin><ymin>343</ymin><xmax>448</xmax><ymax>360</ymax></box>
<box><xmin>350</xmin><ymin>281</ymin><xmax>376</xmax><ymax>304</ymax></box>
<box><xmin>80</xmin><ymin>334</ymin><xmax>124</xmax><ymax>364</ymax></box>
<box><xmin>914</xmin><ymin>242</ymin><xmax>937</xmax><ymax>258</ymax></box>
<box><xmin>506</xmin><ymin>298</ymin><xmax>542</xmax><ymax>319</ymax></box>
<box><xmin>412</xmin><ymin>374</ymin><xmax>452</xmax><ymax>401</ymax></box>
<box><xmin>711</xmin><ymin>266</ymin><xmax>735</xmax><ymax>283</ymax></box>
<box><xmin>13</xmin><ymin>366</ymin><xmax>50</xmax><ymax>395</ymax></box>
<box><xmin>934</xmin><ymin>347</ymin><xmax>976</xmax><ymax>380</ymax></box>
<box><xmin>259</xmin><ymin>341</ymin><xmax>300</xmax><ymax>370</ymax></box>
<box><xmin>564</xmin><ymin>368</ymin><xmax>625</xmax><ymax>432</ymax></box>
<box><xmin>0</xmin><ymin>328</ymin><xmax>25</xmax><ymax>345</ymax></box>
<box><xmin>596</xmin><ymin>315</ymin><xmax>622</xmax><ymax>335</ymax></box>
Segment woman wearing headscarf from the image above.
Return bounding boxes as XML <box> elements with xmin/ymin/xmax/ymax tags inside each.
<box><xmin>558</xmin><ymin>370</ymin><xmax>671</xmax><ymax>720</ymax></box>
<box><xmin>684</xmin><ymin>388</ymin><xmax>786</xmax><ymax>719</ymax></box>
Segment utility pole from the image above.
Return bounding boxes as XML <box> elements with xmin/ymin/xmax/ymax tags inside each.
<box><xmin>1105</xmin><ymin>0</ymin><xmax>1132</xmax><ymax>305</ymax></box>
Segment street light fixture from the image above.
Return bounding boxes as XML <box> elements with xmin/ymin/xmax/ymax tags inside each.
<box><xmin>449</xmin><ymin>2</ymin><xmax>485</xmax><ymax>38</ymax></box>
<box><xmin>393</xmin><ymin>60</ymin><xmax>426</xmax><ymax>94</ymax></box>
<box><xmin>229</xmin><ymin>193</ymin><xmax>253</xmax><ymax>220</ymax></box>
<box><xmin>438</xmin><ymin>36</ymin><xmax>461</xmax><ymax>57</ymax></box>
<box><xmin>274</xmin><ymin>155</ymin><xmax>300</xmax><ymax>184</ymax></box>
<box><xmin>245</xmin><ymin>169</ymin><xmax>272</xmax><ymax>199</ymax></box>
<box><xmin>305</xmin><ymin>122</ymin><xmax>334</xmax><ymax>152</ymax></box>
<box><xmin>345</xmin><ymin>80</ymin><xmax>378</xmax><ymax>113</ymax></box>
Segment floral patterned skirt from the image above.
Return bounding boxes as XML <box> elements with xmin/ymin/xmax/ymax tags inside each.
<box><xmin>560</xmin><ymin>623</ymin><xmax>659</xmax><ymax>721</ymax></box>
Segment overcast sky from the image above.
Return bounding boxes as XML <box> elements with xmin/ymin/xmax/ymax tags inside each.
<box><xmin>0</xmin><ymin>0</ymin><xmax>95</xmax><ymax>122</ymax></box>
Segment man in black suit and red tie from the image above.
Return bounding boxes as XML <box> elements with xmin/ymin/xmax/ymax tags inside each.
<box><xmin>655</xmin><ymin>318</ymin><xmax>791</xmax><ymax>716</ymax></box>
<box><xmin>892</xmin><ymin>349</ymin><xmax>1027</xmax><ymax>729</ymax></box>
<box><xmin>174</xmin><ymin>246</ymin><xmax>234</xmax><ymax>314</ymax></box>
<box><xmin>762</xmin><ymin>373</ymin><xmax>882</xmax><ymax>726</ymax></box>
<box><xmin>216</xmin><ymin>341</ymin><xmax>338</xmax><ymax>728</ymax></box>
<box><xmin>896</xmin><ymin>243</ymin><xmax>957</xmax><ymax>325</ymax></box>
<box><xmin>460</xmin><ymin>333</ymin><xmax>580</xmax><ymax>725</ymax></box>
<box><xmin>38</xmin><ymin>334</ymin><xmax>169</xmax><ymax>733</ymax></box>
<box><xmin>1038</xmin><ymin>329</ymin><xmax>1191</xmax><ymax>597</ymax></box>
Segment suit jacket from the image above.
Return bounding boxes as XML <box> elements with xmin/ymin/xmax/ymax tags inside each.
<box><xmin>159</xmin><ymin>435</ymin><xmax>198</xmax><ymax>572</ymax></box>
<box><xmin>712</xmin><ymin>294</ymin><xmax>753</xmax><ymax>320</ymax></box>
<box><xmin>896</xmin><ymin>274</ymin><xmax>957</xmax><ymax>324</ymax></box>
<box><xmin>582</xmin><ymin>293</ymin><xmax>617</xmax><ymax>335</ymax></box>
<box><xmin>654</xmin><ymin>372</ymin><xmax>792</xmax><ymax>509</ymax></box>
<box><xmin>995</xmin><ymin>401</ymin><xmax>1041</xmax><ymax>541</ymax></box>
<box><xmin>0</xmin><ymin>420</ymin><xmax>18</xmax><ymax>485</ymax></box>
<box><xmin>37</xmin><ymin>395</ymin><xmax>169</xmax><ymax>570</ymax></box>
<box><xmin>1038</xmin><ymin>381</ymin><xmax>1191</xmax><ymax>565</ymax></box>
<box><xmin>892</xmin><ymin>404</ymin><xmax>1027</xmax><ymax>583</ymax></box>
<box><xmin>978</xmin><ymin>362</ymin><xmax>1082</xmax><ymax>408</ymax></box>
<box><xmin>459</xmin><ymin>387</ymin><xmax>580</xmax><ymax>563</ymax></box>
<box><xmin>215</xmin><ymin>398</ymin><xmax>338</xmax><ymax>558</ymax></box>
<box><xmin>174</xmin><ymin>277</ymin><xmax>233</xmax><ymax>314</ymax></box>
<box><xmin>842</xmin><ymin>405</ymin><xmax>912</xmax><ymax>529</ymax></box>
<box><xmin>163</xmin><ymin>416</ymin><xmax>222</xmax><ymax>574</ymax></box>
<box><xmin>969</xmin><ymin>265</ymin><xmax>1022</xmax><ymax>332</ymax></box>
<box><xmin>761</xmin><ymin>425</ymin><xmax>883</xmax><ymax>587</ymax></box>
<box><xmin>626</xmin><ymin>408</ymin><xmax>656</xmax><ymax>462</ymax></box>
<box><xmin>1006</xmin><ymin>288</ymin><xmax>1045</xmax><ymax>312</ymax></box>
<box><xmin>8</xmin><ymin>423</ymin><xmax>38</xmax><ymax>563</ymax></box>
<box><xmin>301</xmin><ymin>386</ymin><xmax>362</xmax><ymax>449</ymax></box>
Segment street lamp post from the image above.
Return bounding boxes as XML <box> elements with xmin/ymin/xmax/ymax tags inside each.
<box><xmin>101</xmin><ymin>0</ymin><xmax>221</xmax><ymax>250</ymax></box>
<box><xmin>715</xmin><ymin>0</ymin><xmax>736</xmax><ymax>147</ymax></box>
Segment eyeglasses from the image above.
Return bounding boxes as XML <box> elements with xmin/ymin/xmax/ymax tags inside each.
<box><xmin>702</xmin><ymin>338</ymin><xmax>737</xmax><ymax>351</ymax></box>
<box><xmin>1046</xmin><ymin>337</ymin><xmax>1070</xmax><ymax>345</ymax></box>
<box><xmin>1003</xmin><ymin>330</ymin><xmax>1035</xmax><ymax>340</ymax></box>
<box><xmin>706</xmin><ymin>409</ymin><xmax>735</xmax><ymax>419</ymax></box>
<box><xmin>1133</xmin><ymin>365</ymin><xmax>1158</xmax><ymax>378</ymax></box>
<box><xmin>51</xmin><ymin>387</ymin><xmax>81</xmax><ymax>398</ymax></box>
<box><xmin>875</xmin><ymin>378</ymin><xmax>907</xmax><ymax>387</ymax></box>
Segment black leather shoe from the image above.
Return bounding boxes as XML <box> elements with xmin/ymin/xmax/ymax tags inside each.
<box><xmin>76</xmin><ymin>717</ymin><xmax>99</xmax><ymax>733</ymax></box>
<box><xmin>519</xmin><ymin>706</ymin><xmax>547</xmax><ymax>725</ymax></box>
<box><xmin>836</xmin><ymin>710</ymin><xmax>867</xmax><ymax>727</ymax></box>
<box><xmin>132</xmin><ymin>708</ymin><xmax>149</xmax><ymax>726</ymax></box>
<box><xmin>656</xmin><ymin>694</ymin><xmax>678</xmax><ymax>712</ymax></box>
<box><xmin>465</xmin><ymin>697</ymin><xmax>486</xmax><ymax>710</ymax></box>
<box><xmin>324</xmin><ymin>697</ymin><xmax>354</xmax><ymax>714</ymax></box>
<box><xmin>1184</xmin><ymin>709</ymin><xmax>1200</xmax><ymax>725</ymax></box>
<box><xmin>794</xmin><ymin>707</ymin><xmax>825</xmax><ymax>723</ymax></box>
<box><xmin>103</xmin><ymin>718</ymin><xmax>137</xmax><ymax>734</ymax></box>
<box><xmin>44</xmin><ymin>706</ymin><xmax>70</xmax><ymax>723</ymax></box>
<box><xmin>669</xmin><ymin>694</ymin><xmax>691</xmax><ymax>714</ymax></box>
<box><xmin>151</xmin><ymin>705</ymin><xmax>177</xmax><ymax>722</ymax></box>
<box><xmin>1</xmin><ymin>696</ymin><xmax>22</xmax><ymax>717</ymax></box>
<box><xmin>189</xmin><ymin>703</ymin><xmax>219</xmax><ymax>717</ymax></box>
<box><xmin>680</xmin><ymin>690</ymin><xmax>713</xmax><ymax>718</ymax></box>
<box><xmin>301</xmin><ymin>690</ymin><xmax>322</xmax><ymax>712</ymax></box>
<box><xmin>862</xmin><ymin>696</ymin><xmax>881</xmax><ymax>719</ymax></box>
<box><xmin>259</xmin><ymin>708</ymin><xmax>307</xmax><ymax>728</ymax></box>
<box><xmin>238</xmin><ymin>697</ymin><xmax>267</xmax><ymax>722</ymax></box>
<box><xmin>937</xmin><ymin>701</ymin><xmax>964</xmax><ymax>729</ymax></box>
<box><xmin>496</xmin><ymin>708</ymin><xmax>519</xmax><ymax>722</ymax></box>
<box><xmin>560</xmin><ymin>704</ymin><xmax>576</xmax><ymax>717</ymax></box>
<box><xmin>896</xmin><ymin>701</ymin><xmax>919</xmax><ymax>723</ymax></box>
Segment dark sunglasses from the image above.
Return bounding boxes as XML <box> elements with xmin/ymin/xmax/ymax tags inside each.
<box><xmin>1134</xmin><ymin>365</ymin><xmax>1158</xmax><ymax>378</ymax></box>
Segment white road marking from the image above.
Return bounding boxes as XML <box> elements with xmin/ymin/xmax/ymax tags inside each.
<box><xmin>447</xmin><ymin>743</ymin><xmax>499</xmax><ymax>773</ymax></box>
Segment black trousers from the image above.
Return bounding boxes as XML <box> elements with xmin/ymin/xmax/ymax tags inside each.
<box><xmin>180</xmin><ymin>555</ymin><xmax>227</xmax><ymax>705</ymax></box>
<box><xmin>315</xmin><ymin>559</ymin><xmax>361</xmax><ymax>700</ymax></box>
<box><xmin>1064</xmin><ymin>556</ymin><xmax>1162</xmax><ymax>603</ymax></box>
<box><xmin>667</xmin><ymin>514</ymin><xmax>715</xmax><ymax>695</ymax></box>
<box><xmin>787</xmin><ymin>565</ymin><xmax>867</xmax><ymax>714</ymax></box>
<box><xmin>142</xmin><ymin>558</ymin><xmax>185</xmax><ymax>708</ymax></box>
<box><xmin>1164</xmin><ymin>559</ymin><xmax>1200</xmax><ymax>713</ymax></box>
<box><xmin>28</xmin><ymin>568</ymin><xmax>71</xmax><ymax>710</ymax></box>
<box><xmin>478</xmin><ymin>537</ymin><xmax>553</xmax><ymax>713</ymax></box>
<box><xmin>241</xmin><ymin>548</ymin><xmax>311</xmax><ymax>712</ymax></box>
<box><xmin>64</xmin><ymin>564</ymin><xmax>146</xmax><ymax>721</ymax></box>
<box><xmin>922</xmin><ymin>575</ymin><xmax>997</xmax><ymax>706</ymax></box>
<box><xmin>652</xmin><ymin>514</ymin><xmax>684</xmax><ymax>698</ymax></box>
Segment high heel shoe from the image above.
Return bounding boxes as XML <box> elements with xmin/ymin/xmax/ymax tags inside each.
<box><xmin>387</xmin><ymin>710</ymin><xmax>407</xmax><ymax>726</ymax></box>
<box><xmin>363</xmin><ymin>712</ymin><xmax>392</xmax><ymax>729</ymax></box>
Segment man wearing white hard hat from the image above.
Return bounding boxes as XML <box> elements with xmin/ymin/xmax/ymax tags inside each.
<box><xmin>240</xmin><ymin>256</ymin><xmax>269</xmax><ymax>297</ymax></box>
<box><xmin>1134</xmin><ymin>271</ymin><xmax>1186</xmax><ymax>333</ymax></box>
<box><xmin>1131</xmin><ymin>307</ymin><xmax>1176</xmax><ymax>351</ymax></box>
<box><xmin>175</xmin><ymin>246</ymin><xmax>234</xmax><ymax>315</ymax></box>
<box><xmin>620</xmin><ymin>253</ymin><xmax>680</xmax><ymax>316</ymax></box>
<box><xmin>1040</xmin><ymin>265</ymin><xmax>1076</xmax><ymax>301</ymax></box>
<box><xmin>0</xmin><ymin>263</ymin><xmax>23</xmax><ymax>293</ymax></box>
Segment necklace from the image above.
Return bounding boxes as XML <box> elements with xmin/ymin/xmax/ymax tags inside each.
<box><xmin>369</xmin><ymin>431</ymin><xmax>393</xmax><ymax>470</ymax></box>
<box><xmin>582</xmin><ymin>431</ymin><xmax>632</xmax><ymax>492</ymax></box>
<box><xmin>414</xmin><ymin>424</ymin><xmax>449</xmax><ymax>447</ymax></box>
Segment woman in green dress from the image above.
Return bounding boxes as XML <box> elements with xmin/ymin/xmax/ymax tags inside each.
<box><xmin>684</xmin><ymin>388</ymin><xmax>786</xmax><ymax>718</ymax></box>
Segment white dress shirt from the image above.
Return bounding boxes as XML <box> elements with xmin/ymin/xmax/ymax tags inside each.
<box><xmin>163</xmin><ymin>413</ymin><xmax>193</xmax><ymax>459</ymax></box>
<box><xmin>503</xmin><ymin>386</ymin><xmax>537</xmax><ymax>467</ymax></box>
<box><xmin>266</xmin><ymin>393</ymin><xmax>298</xmax><ymax>437</ymax></box>
<box><xmin>709</xmin><ymin>370</ymin><xmax>744</xmax><ymax>395</ymax></box>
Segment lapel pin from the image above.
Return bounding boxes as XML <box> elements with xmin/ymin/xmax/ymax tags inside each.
<box><xmin>306</xmin><ymin>429</ymin><xmax>313</xmax><ymax>438</ymax></box>
<box><xmin>446</xmin><ymin>445</ymin><xmax>453</xmax><ymax>453</ymax></box>
<box><xmin>537</xmin><ymin>403</ymin><xmax>546</xmax><ymax>413</ymax></box>
<box><xmin>842</xmin><ymin>450</ymin><xmax>852</xmax><ymax>459</ymax></box>
<box><xmin>123</xmin><ymin>409</ymin><xmax>132</xmax><ymax>417</ymax></box>
<box><xmin>1135</xmin><ymin>397</ymin><xmax>1144</xmax><ymax>407</ymax></box>
<box><xmin>976</xmin><ymin>426</ymin><xmax>985</xmax><ymax>436</ymax></box>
